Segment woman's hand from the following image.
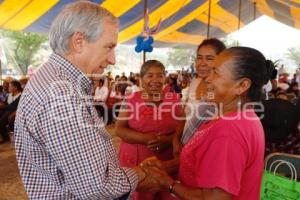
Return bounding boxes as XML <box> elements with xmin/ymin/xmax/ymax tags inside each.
<box><xmin>136</xmin><ymin>158</ymin><xmax>172</xmax><ymax>192</ymax></box>
<box><xmin>140</xmin><ymin>156</ymin><xmax>166</xmax><ymax>170</ymax></box>
<box><xmin>140</xmin><ymin>156</ymin><xmax>179</xmax><ymax>175</ymax></box>
<box><xmin>147</xmin><ymin>135</ymin><xmax>172</xmax><ymax>153</ymax></box>
<box><xmin>135</xmin><ymin>166</ymin><xmax>160</xmax><ymax>192</ymax></box>
<box><xmin>142</xmin><ymin>165</ymin><xmax>174</xmax><ymax>190</ymax></box>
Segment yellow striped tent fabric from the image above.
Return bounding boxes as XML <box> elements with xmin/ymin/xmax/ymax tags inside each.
<box><xmin>0</xmin><ymin>0</ymin><xmax>299</xmax><ymax>47</ymax></box>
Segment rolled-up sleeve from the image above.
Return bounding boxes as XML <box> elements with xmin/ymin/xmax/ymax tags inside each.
<box><xmin>43</xmin><ymin>94</ymin><xmax>138</xmax><ymax>199</ymax></box>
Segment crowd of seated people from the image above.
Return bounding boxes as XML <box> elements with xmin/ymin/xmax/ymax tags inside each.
<box><xmin>0</xmin><ymin>78</ymin><xmax>26</xmax><ymax>143</ymax></box>
<box><xmin>258</xmin><ymin>67</ymin><xmax>300</xmax><ymax>155</ymax></box>
<box><xmin>89</xmin><ymin>61</ymin><xmax>300</xmax><ymax>156</ymax></box>
<box><xmin>92</xmin><ymin>69</ymin><xmax>192</xmax><ymax>125</ymax></box>
<box><xmin>268</xmin><ymin>68</ymin><xmax>299</xmax><ymax>102</ymax></box>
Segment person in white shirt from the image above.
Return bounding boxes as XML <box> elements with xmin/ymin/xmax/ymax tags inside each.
<box><xmin>185</xmin><ymin>39</ymin><xmax>226</xmax><ymax>112</ymax></box>
<box><xmin>174</xmin><ymin>38</ymin><xmax>226</xmax><ymax>151</ymax></box>
<box><xmin>125</xmin><ymin>77</ymin><xmax>141</xmax><ymax>96</ymax></box>
<box><xmin>94</xmin><ymin>79</ymin><xmax>109</xmax><ymax>121</ymax></box>
<box><xmin>0</xmin><ymin>80</ymin><xmax>22</xmax><ymax>110</ymax></box>
<box><xmin>94</xmin><ymin>78</ymin><xmax>109</xmax><ymax>102</ymax></box>
<box><xmin>0</xmin><ymin>80</ymin><xmax>22</xmax><ymax>143</ymax></box>
<box><xmin>7</xmin><ymin>81</ymin><xmax>22</xmax><ymax>104</ymax></box>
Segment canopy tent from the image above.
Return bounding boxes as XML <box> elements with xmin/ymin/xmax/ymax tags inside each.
<box><xmin>0</xmin><ymin>0</ymin><xmax>299</xmax><ymax>47</ymax></box>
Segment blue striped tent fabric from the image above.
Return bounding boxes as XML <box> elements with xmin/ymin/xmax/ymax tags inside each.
<box><xmin>0</xmin><ymin>0</ymin><xmax>299</xmax><ymax>47</ymax></box>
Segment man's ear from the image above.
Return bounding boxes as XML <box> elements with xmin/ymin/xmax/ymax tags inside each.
<box><xmin>69</xmin><ymin>32</ymin><xmax>85</xmax><ymax>53</ymax></box>
<box><xmin>234</xmin><ymin>78</ymin><xmax>252</xmax><ymax>96</ymax></box>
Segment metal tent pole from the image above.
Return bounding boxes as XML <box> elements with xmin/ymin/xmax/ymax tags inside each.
<box><xmin>253</xmin><ymin>1</ymin><xmax>257</xmax><ymax>20</ymax></box>
<box><xmin>238</xmin><ymin>0</ymin><xmax>242</xmax><ymax>30</ymax></box>
<box><xmin>206</xmin><ymin>0</ymin><xmax>212</xmax><ymax>38</ymax></box>
<box><xmin>143</xmin><ymin>0</ymin><xmax>148</xmax><ymax>63</ymax></box>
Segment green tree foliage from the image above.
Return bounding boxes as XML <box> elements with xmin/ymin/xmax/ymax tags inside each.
<box><xmin>286</xmin><ymin>46</ymin><xmax>300</xmax><ymax>66</ymax></box>
<box><xmin>167</xmin><ymin>48</ymin><xmax>195</xmax><ymax>69</ymax></box>
<box><xmin>1</xmin><ymin>30</ymin><xmax>47</xmax><ymax>75</ymax></box>
<box><xmin>222</xmin><ymin>36</ymin><xmax>240</xmax><ymax>47</ymax></box>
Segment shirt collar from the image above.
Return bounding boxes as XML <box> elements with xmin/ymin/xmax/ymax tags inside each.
<box><xmin>49</xmin><ymin>53</ymin><xmax>93</xmax><ymax>95</ymax></box>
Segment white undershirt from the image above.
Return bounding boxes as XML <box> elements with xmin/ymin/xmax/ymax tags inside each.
<box><xmin>7</xmin><ymin>92</ymin><xmax>21</xmax><ymax>104</ymax></box>
<box><xmin>94</xmin><ymin>86</ymin><xmax>109</xmax><ymax>102</ymax></box>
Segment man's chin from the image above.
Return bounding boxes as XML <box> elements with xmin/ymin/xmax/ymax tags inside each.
<box><xmin>88</xmin><ymin>71</ymin><xmax>105</xmax><ymax>81</ymax></box>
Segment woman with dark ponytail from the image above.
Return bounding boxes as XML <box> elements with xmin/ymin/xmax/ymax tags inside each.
<box><xmin>228</xmin><ymin>48</ymin><xmax>274</xmax><ymax>102</ymax></box>
<box><xmin>142</xmin><ymin>47</ymin><xmax>273</xmax><ymax>200</ymax></box>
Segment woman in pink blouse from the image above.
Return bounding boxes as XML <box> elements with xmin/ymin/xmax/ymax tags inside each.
<box><xmin>116</xmin><ymin>60</ymin><xmax>184</xmax><ymax>200</ymax></box>
<box><xmin>142</xmin><ymin>47</ymin><xmax>274</xmax><ymax>200</ymax></box>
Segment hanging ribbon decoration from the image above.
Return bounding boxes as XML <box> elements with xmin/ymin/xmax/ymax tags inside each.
<box><xmin>134</xmin><ymin>9</ymin><xmax>161</xmax><ymax>53</ymax></box>
<box><xmin>135</xmin><ymin>0</ymin><xmax>162</xmax><ymax>61</ymax></box>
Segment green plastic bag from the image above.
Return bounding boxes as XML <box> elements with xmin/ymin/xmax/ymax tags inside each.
<box><xmin>261</xmin><ymin>160</ymin><xmax>300</xmax><ymax>200</ymax></box>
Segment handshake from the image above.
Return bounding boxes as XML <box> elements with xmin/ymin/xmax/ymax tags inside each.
<box><xmin>134</xmin><ymin>157</ymin><xmax>174</xmax><ymax>193</ymax></box>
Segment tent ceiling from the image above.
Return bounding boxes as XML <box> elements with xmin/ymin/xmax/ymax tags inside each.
<box><xmin>0</xmin><ymin>0</ymin><xmax>299</xmax><ymax>47</ymax></box>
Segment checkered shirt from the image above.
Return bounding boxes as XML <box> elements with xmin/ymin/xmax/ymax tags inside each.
<box><xmin>14</xmin><ymin>53</ymin><xmax>138</xmax><ymax>199</ymax></box>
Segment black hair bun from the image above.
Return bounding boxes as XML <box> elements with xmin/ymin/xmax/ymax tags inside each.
<box><xmin>263</xmin><ymin>60</ymin><xmax>275</xmax><ymax>84</ymax></box>
<box><xmin>271</xmin><ymin>68</ymin><xmax>278</xmax><ymax>80</ymax></box>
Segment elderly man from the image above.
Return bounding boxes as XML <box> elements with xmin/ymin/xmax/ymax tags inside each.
<box><xmin>15</xmin><ymin>2</ymin><xmax>156</xmax><ymax>199</ymax></box>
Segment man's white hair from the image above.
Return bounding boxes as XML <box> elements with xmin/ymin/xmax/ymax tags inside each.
<box><xmin>49</xmin><ymin>1</ymin><xmax>118</xmax><ymax>55</ymax></box>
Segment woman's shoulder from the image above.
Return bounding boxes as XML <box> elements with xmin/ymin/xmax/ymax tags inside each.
<box><xmin>189</xmin><ymin>78</ymin><xmax>201</xmax><ymax>92</ymax></box>
<box><xmin>124</xmin><ymin>91</ymin><xmax>143</xmax><ymax>103</ymax></box>
<box><xmin>164</xmin><ymin>91</ymin><xmax>180</xmax><ymax>102</ymax></box>
<box><xmin>211</xmin><ymin>110</ymin><xmax>262</xmax><ymax>138</ymax></box>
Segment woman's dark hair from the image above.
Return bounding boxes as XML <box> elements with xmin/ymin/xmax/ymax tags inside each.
<box><xmin>130</xmin><ymin>77</ymin><xmax>137</xmax><ymax>85</ymax></box>
<box><xmin>270</xmin><ymin>67</ymin><xmax>278</xmax><ymax>80</ymax></box>
<box><xmin>140</xmin><ymin>60</ymin><xmax>165</xmax><ymax>77</ymax></box>
<box><xmin>227</xmin><ymin>47</ymin><xmax>275</xmax><ymax>101</ymax></box>
<box><xmin>287</xmin><ymin>82</ymin><xmax>299</xmax><ymax>96</ymax></box>
<box><xmin>10</xmin><ymin>80</ymin><xmax>23</xmax><ymax>92</ymax></box>
<box><xmin>98</xmin><ymin>79</ymin><xmax>105</xmax><ymax>85</ymax></box>
<box><xmin>197</xmin><ymin>38</ymin><xmax>226</xmax><ymax>54</ymax></box>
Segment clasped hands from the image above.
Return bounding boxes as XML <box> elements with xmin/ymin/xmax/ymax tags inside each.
<box><xmin>136</xmin><ymin>157</ymin><xmax>173</xmax><ymax>192</ymax></box>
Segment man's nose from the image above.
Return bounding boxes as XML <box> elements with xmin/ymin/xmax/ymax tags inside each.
<box><xmin>107</xmin><ymin>50</ymin><xmax>116</xmax><ymax>65</ymax></box>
